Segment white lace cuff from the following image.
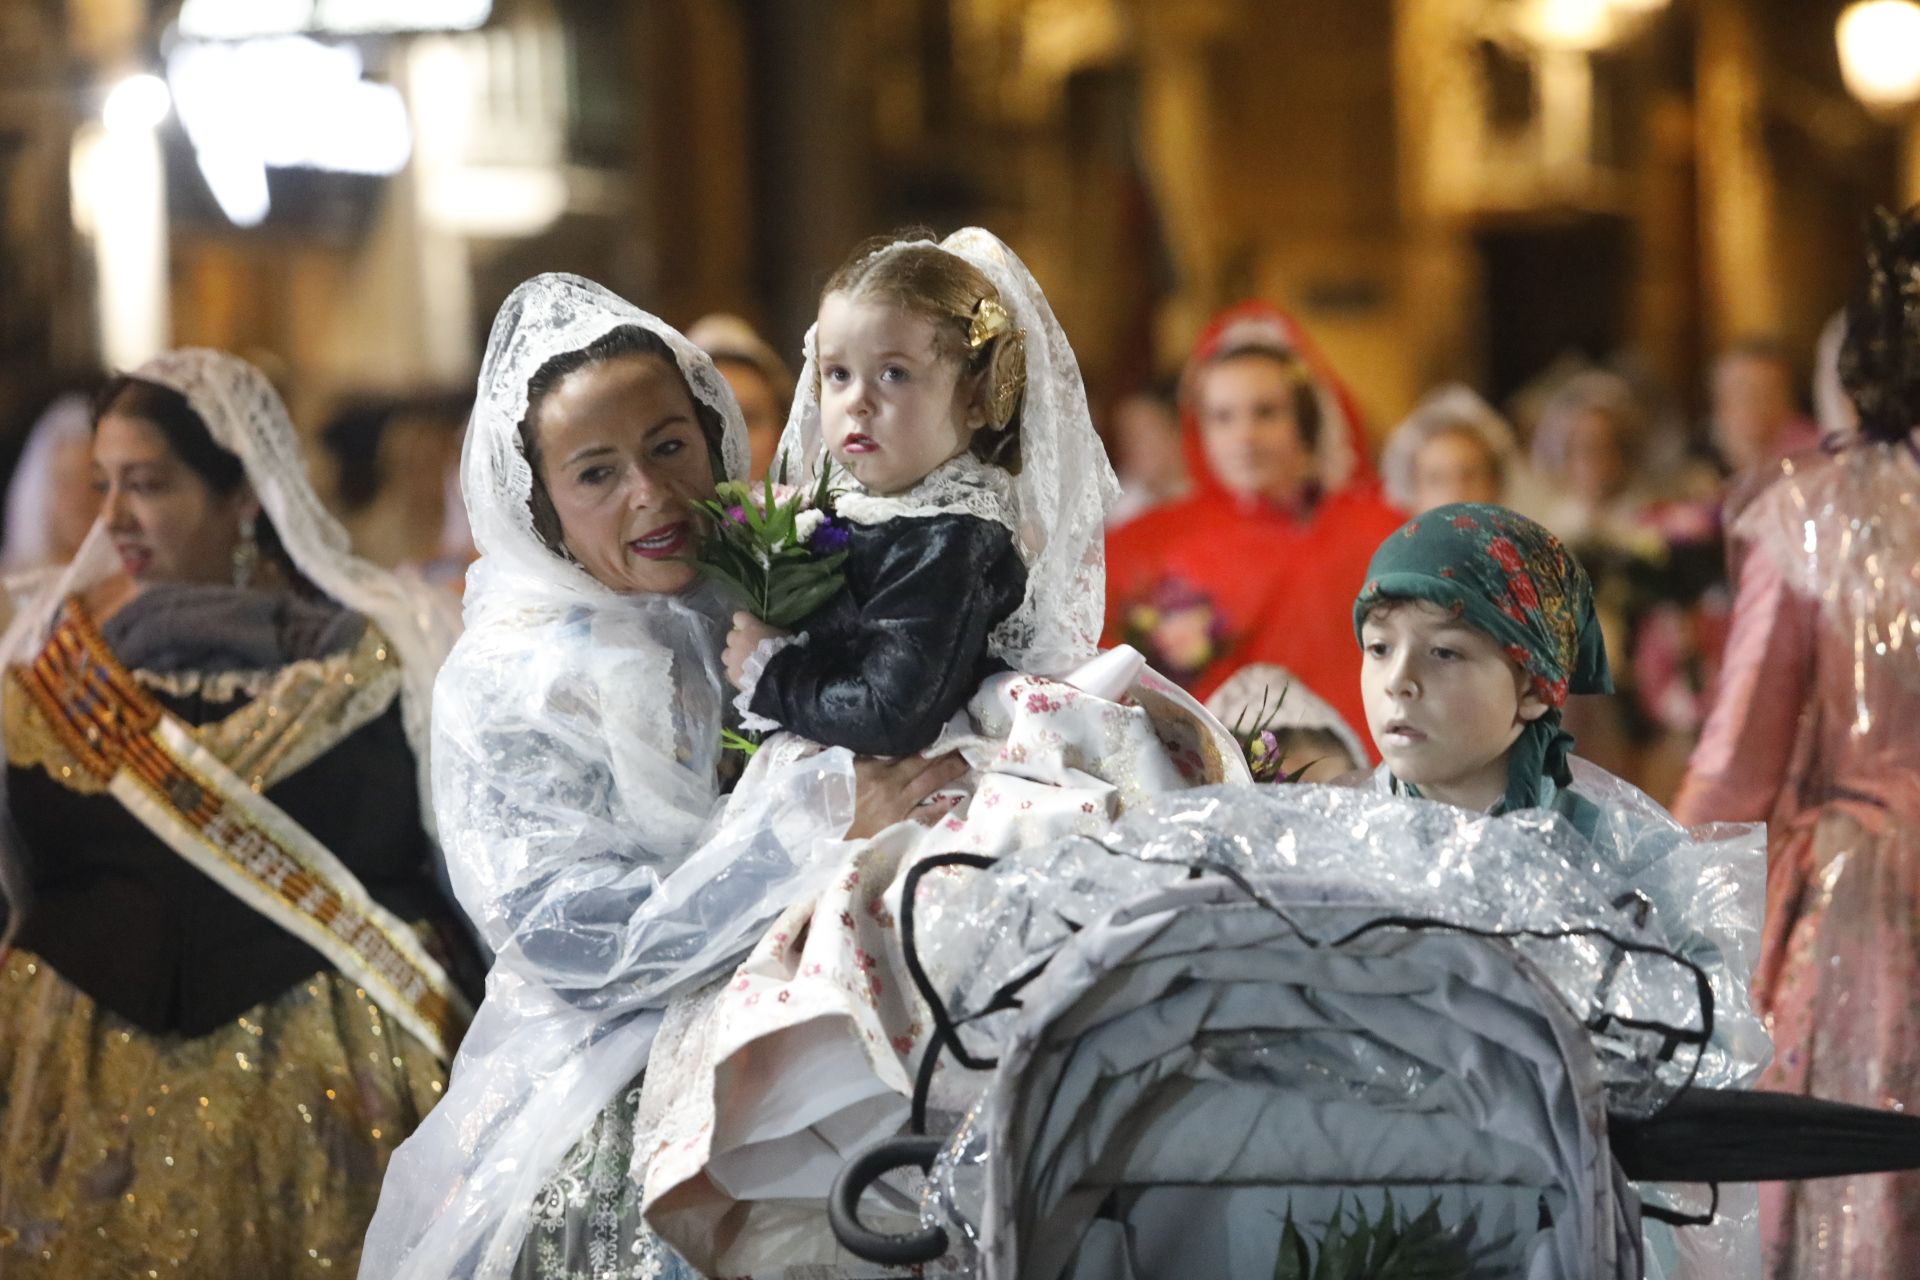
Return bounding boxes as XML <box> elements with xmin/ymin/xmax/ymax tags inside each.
<box><xmin>734</xmin><ymin>632</ymin><xmax>807</xmax><ymax>732</ymax></box>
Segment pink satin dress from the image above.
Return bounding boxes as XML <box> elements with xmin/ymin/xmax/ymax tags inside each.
<box><xmin>1674</xmin><ymin>444</ymin><xmax>1920</xmax><ymax>1280</ymax></box>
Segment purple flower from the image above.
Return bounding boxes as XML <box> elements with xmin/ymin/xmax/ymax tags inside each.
<box><xmin>726</xmin><ymin>504</ymin><xmax>749</xmax><ymax>525</ymax></box>
<box><xmin>807</xmin><ymin>517</ymin><xmax>852</xmax><ymax>555</ymax></box>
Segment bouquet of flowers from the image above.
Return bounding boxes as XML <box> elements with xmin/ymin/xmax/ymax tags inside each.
<box><xmin>693</xmin><ymin>459</ymin><xmax>851</xmax><ymax>753</ymax></box>
<box><xmin>693</xmin><ymin>460</ymin><xmax>851</xmax><ymax>627</ymax></box>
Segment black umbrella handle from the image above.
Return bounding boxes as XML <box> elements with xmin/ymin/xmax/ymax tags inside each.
<box><xmin>828</xmin><ymin>1134</ymin><xmax>953</xmax><ymax>1266</ymax></box>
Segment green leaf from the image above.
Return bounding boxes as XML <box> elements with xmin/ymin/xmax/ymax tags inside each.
<box><xmin>1282</xmin><ymin>757</ymin><xmax>1325</xmax><ymax>785</ymax></box>
<box><xmin>720</xmin><ymin>727</ymin><xmax>762</xmax><ymax>756</ymax></box>
<box><xmin>694</xmin><ymin>561</ymin><xmax>758</xmax><ymax>606</ymax></box>
<box><xmin>1273</xmin><ymin>1208</ymin><xmax>1310</xmax><ymax>1280</ymax></box>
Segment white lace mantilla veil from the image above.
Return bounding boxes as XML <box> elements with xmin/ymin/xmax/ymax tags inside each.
<box><xmin>0</xmin><ymin>348</ymin><xmax>458</xmax><ymax>952</ymax></box>
<box><xmin>776</xmin><ymin>227</ymin><xmax>1122</xmax><ymax>677</ymax></box>
<box><xmin>358</xmin><ymin>274</ymin><xmax>857</xmax><ymax>1280</ymax></box>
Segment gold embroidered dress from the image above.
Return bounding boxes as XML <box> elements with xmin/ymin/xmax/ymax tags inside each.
<box><xmin>0</xmin><ymin>586</ymin><xmax>465</xmax><ymax>1278</ymax></box>
<box><xmin>0</xmin><ymin>348</ymin><xmax>470</xmax><ymax>1279</ymax></box>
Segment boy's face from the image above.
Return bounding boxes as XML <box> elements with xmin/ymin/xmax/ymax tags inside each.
<box><xmin>817</xmin><ymin>292</ymin><xmax>977</xmax><ymax>495</ymax></box>
<box><xmin>1359</xmin><ymin>599</ymin><xmax>1548</xmax><ymax>810</ymax></box>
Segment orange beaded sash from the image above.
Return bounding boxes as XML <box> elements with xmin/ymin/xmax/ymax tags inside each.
<box><xmin>12</xmin><ymin>597</ymin><xmax>468</xmax><ymax>1061</ymax></box>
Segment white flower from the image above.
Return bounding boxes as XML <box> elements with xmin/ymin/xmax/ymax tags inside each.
<box><xmin>794</xmin><ymin>509</ymin><xmax>825</xmax><ymax>543</ymax></box>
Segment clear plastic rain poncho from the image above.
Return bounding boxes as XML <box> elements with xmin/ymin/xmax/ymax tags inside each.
<box><xmin>905</xmin><ymin>777</ymin><xmax>1767</xmax><ymax>1274</ymax></box>
<box><xmin>356</xmin><ymin>275</ymin><xmax>859</xmax><ymax>1280</ymax></box>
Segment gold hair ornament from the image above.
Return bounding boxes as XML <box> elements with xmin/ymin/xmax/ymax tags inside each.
<box><xmin>968</xmin><ymin>297</ymin><xmax>1014</xmax><ymax>351</ymax></box>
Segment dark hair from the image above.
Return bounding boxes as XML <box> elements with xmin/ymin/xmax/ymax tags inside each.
<box><xmin>1840</xmin><ymin>205</ymin><xmax>1920</xmax><ymax>446</ymax></box>
<box><xmin>321</xmin><ymin>400</ymin><xmax>395</xmax><ymax>512</ymax></box>
<box><xmin>1192</xmin><ymin>346</ymin><xmax>1323</xmax><ymax>451</ymax></box>
<box><xmin>823</xmin><ymin>229</ymin><xmax>1027</xmax><ymax>474</ymax></box>
<box><xmin>321</xmin><ymin>390</ymin><xmax>471</xmax><ymax>513</ymax></box>
<box><xmin>518</xmin><ymin>325</ymin><xmax>728</xmax><ymax>558</ymax></box>
<box><xmin>96</xmin><ymin>376</ymin><xmax>246</xmax><ymax>493</ymax></box>
<box><xmin>93</xmin><ymin>375</ymin><xmax>297</xmax><ymax>580</ymax></box>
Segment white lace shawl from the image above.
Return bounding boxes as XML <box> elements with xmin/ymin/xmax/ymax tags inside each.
<box><xmin>359</xmin><ymin>274</ymin><xmax>857</xmax><ymax>1280</ymax></box>
<box><xmin>0</xmin><ymin>349</ymin><xmax>458</xmax><ymax>950</ymax></box>
<box><xmin>775</xmin><ymin>227</ymin><xmax>1121</xmax><ymax>677</ymax></box>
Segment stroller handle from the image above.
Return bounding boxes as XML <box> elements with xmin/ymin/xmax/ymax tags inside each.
<box><xmin>828</xmin><ymin>1135</ymin><xmax>952</xmax><ymax>1266</ymax></box>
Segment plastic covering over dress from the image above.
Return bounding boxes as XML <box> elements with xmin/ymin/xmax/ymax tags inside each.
<box><xmin>628</xmin><ymin>231</ymin><xmax>1250</xmax><ymax>1275</ymax></box>
<box><xmin>912</xmin><ymin>779</ymin><xmax>1768</xmax><ymax>1278</ymax></box>
<box><xmin>1675</xmin><ymin>441</ymin><xmax>1920</xmax><ymax>1279</ymax></box>
<box><xmin>356</xmin><ymin>276</ymin><xmax>859</xmax><ymax>1279</ymax></box>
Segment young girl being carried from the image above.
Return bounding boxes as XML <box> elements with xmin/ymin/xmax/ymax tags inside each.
<box><xmin>641</xmin><ymin>228</ymin><xmax>1245</xmax><ymax>1276</ymax></box>
<box><xmin>1349</xmin><ymin>502</ymin><xmax>1771</xmax><ymax>1279</ymax></box>
<box><xmin>722</xmin><ymin>229</ymin><xmax>1134</xmax><ymax>755</ymax></box>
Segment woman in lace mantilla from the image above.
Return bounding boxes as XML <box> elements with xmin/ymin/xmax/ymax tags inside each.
<box><xmin>0</xmin><ymin>350</ymin><xmax>477</xmax><ymax>1278</ymax></box>
<box><xmin>355</xmin><ymin>274</ymin><xmax>961</xmax><ymax>1280</ymax></box>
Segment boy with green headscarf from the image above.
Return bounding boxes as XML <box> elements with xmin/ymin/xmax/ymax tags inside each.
<box><xmin>1351</xmin><ymin>502</ymin><xmax>1771</xmax><ymax>1278</ymax></box>
<box><xmin>1352</xmin><ymin>502</ymin><xmax>1614</xmax><ymax>835</ymax></box>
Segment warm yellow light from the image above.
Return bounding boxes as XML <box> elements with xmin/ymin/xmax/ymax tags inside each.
<box><xmin>1607</xmin><ymin>0</ymin><xmax>1669</xmax><ymax>14</ymax></box>
<box><xmin>1838</xmin><ymin>0</ymin><xmax>1920</xmax><ymax>111</ymax></box>
<box><xmin>1520</xmin><ymin>0</ymin><xmax>1616</xmax><ymax>51</ymax></box>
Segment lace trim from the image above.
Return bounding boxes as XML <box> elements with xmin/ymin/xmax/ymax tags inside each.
<box><xmin>135</xmin><ymin>656</ymin><xmax>323</xmax><ymax>701</ymax></box>
<box><xmin>5</xmin><ymin>624</ymin><xmax>402</xmax><ymax>795</ymax></box>
<box><xmin>833</xmin><ymin>453</ymin><xmax>1018</xmax><ymax>537</ymax></box>
<box><xmin>733</xmin><ymin>632</ymin><xmax>805</xmax><ymax>732</ymax></box>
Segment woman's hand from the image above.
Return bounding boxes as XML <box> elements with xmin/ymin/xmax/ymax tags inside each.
<box><xmin>723</xmin><ymin>612</ymin><xmax>789</xmax><ymax>690</ymax></box>
<box><xmin>845</xmin><ymin>753</ymin><xmax>969</xmax><ymax>840</ymax></box>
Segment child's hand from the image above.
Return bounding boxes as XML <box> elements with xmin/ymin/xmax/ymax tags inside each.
<box><xmin>723</xmin><ymin>612</ymin><xmax>789</xmax><ymax>690</ymax></box>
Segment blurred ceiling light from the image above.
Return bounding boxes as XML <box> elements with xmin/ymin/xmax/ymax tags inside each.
<box><xmin>102</xmin><ymin>73</ymin><xmax>172</xmax><ymax>134</ymax></box>
<box><xmin>422</xmin><ymin>167</ymin><xmax>567</xmax><ymax>237</ymax></box>
<box><xmin>1606</xmin><ymin>0</ymin><xmax>1669</xmax><ymax>14</ymax></box>
<box><xmin>166</xmin><ymin>37</ymin><xmax>412</xmax><ymax>227</ymax></box>
<box><xmin>1837</xmin><ymin>0</ymin><xmax>1920</xmax><ymax>111</ymax></box>
<box><xmin>1518</xmin><ymin>0</ymin><xmax>1616</xmax><ymax>51</ymax></box>
<box><xmin>177</xmin><ymin>0</ymin><xmax>491</xmax><ymax>40</ymax></box>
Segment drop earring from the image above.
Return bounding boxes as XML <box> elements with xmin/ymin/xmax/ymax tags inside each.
<box><xmin>231</xmin><ymin>513</ymin><xmax>259</xmax><ymax>589</ymax></box>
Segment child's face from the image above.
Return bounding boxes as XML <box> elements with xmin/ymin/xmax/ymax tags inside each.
<box><xmin>1194</xmin><ymin>354</ymin><xmax>1311</xmax><ymax>505</ymax></box>
<box><xmin>1410</xmin><ymin>429</ymin><xmax>1500</xmax><ymax>513</ymax></box>
<box><xmin>817</xmin><ymin>292</ymin><xmax>977</xmax><ymax>495</ymax></box>
<box><xmin>1359</xmin><ymin>599</ymin><xmax>1548</xmax><ymax>810</ymax></box>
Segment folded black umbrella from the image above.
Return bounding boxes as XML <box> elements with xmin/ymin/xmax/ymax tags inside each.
<box><xmin>1612</xmin><ymin>1088</ymin><xmax>1920</xmax><ymax>1183</ymax></box>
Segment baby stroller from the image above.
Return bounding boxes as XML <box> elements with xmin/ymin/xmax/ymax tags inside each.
<box><xmin>829</xmin><ymin>787</ymin><xmax>1920</xmax><ymax>1279</ymax></box>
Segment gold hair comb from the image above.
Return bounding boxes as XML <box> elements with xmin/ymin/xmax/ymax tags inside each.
<box><xmin>968</xmin><ymin>297</ymin><xmax>1013</xmax><ymax>351</ymax></box>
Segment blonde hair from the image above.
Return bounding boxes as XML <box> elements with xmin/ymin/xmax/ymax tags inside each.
<box><xmin>822</xmin><ymin>231</ymin><xmax>1027</xmax><ymax>473</ymax></box>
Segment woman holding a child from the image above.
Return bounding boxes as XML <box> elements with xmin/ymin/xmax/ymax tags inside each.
<box><xmin>364</xmin><ymin>224</ymin><xmax>1250</xmax><ymax>1277</ymax></box>
<box><xmin>356</xmin><ymin>273</ymin><xmax>969</xmax><ymax>1280</ymax></box>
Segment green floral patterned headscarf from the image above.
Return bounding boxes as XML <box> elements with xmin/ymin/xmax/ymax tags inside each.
<box><xmin>1352</xmin><ymin>503</ymin><xmax>1612</xmax><ymax>813</ymax></box>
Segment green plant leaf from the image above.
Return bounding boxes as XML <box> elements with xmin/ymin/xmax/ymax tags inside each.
<box><xmin>1273</xmin><ymin>1208</ymin><xmax>1310</xmax><ymax>1280</ymax></box>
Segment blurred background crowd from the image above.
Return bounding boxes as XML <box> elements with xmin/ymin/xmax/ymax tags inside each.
<box><xmin>2</xmin><ymin>0</ymin><xmax>1919</xmax><ymax>810</ymax></box>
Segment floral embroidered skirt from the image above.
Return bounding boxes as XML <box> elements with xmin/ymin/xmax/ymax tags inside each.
<box><xmin>513</xmin><ymin>1083</ymin><xmax>693</xmax><ymax>1280</ymax></box>
<box><xmin>0</xmin><ymin>948</ymin><xmax>447</xmax><ymax>1278</ymax></box>
<box><xmin>1757</xmin><ymin>808</ymin><xmax>1920</xmax><ymax>1280</ymax></box>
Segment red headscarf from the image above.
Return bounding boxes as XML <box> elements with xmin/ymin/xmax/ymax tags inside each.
<box><xmin>1105</xmin><ymin>301</ymin><xmax>1401</xmax><ymax>752</ymax></box>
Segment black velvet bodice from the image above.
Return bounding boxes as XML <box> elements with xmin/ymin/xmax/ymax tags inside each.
<box><xmin>748</xmin><ymin>512</ymin><xmax>1027</xmax><ymax>757</ymax></box>
<box><xmin>6</xmin><ymin>585</ymin><xmax>471</xmax><ymax>1035</ymax></box>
